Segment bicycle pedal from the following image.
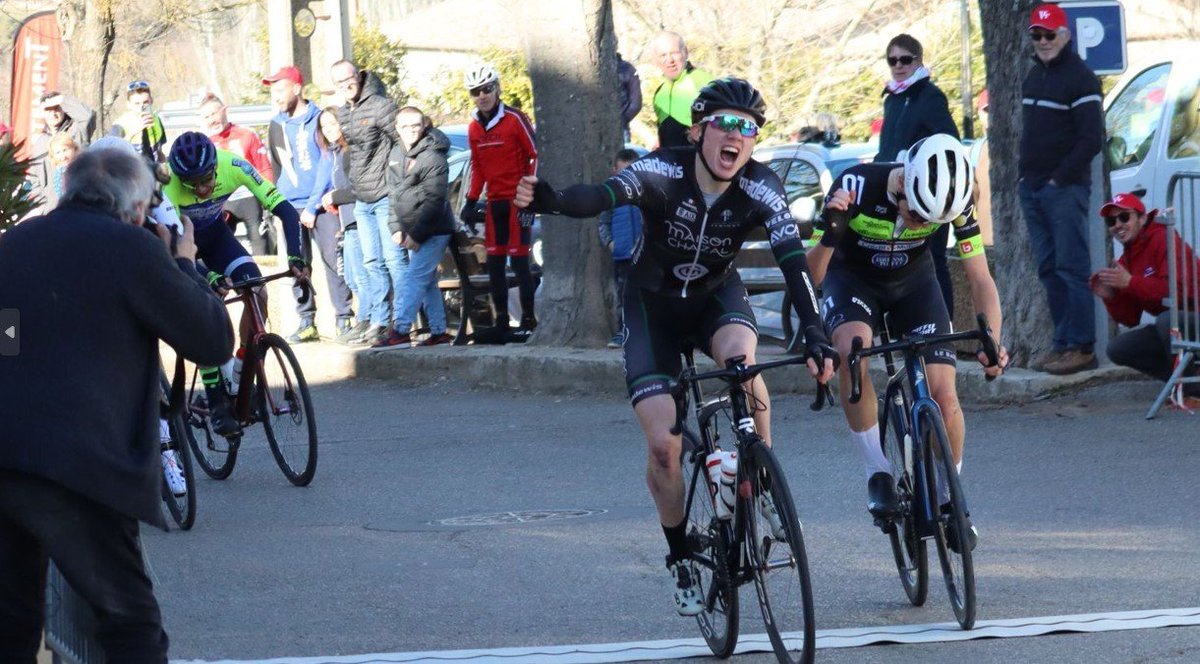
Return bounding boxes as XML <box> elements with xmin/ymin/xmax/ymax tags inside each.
<box><xmin>874</xmin><ymin>516</ymin><xmax>897</xmax><ymax>535</ymax></box>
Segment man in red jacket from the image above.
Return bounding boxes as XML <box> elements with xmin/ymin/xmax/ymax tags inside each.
<box><xmin>1090</xmin><ymin>192</ymin><xmax>1199</xmax><ymax>397</ymax></box>
<box><xmin>200</xmin><ymin>93</ymin><xmax>277</xmax><ymax>255</ymax></box>
<box><xmin>460</xmin><ymin>63</ymin><xmax>539</xmax><ymax>344</ymax></box>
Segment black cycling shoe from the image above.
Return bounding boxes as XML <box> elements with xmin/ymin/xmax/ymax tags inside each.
<box><xmin>941</xmin><ymin>503</ymin><xmax>978</xmax><ymax>554</ymax></box>
<box><xmin>867</xmin><ymin>471</ymin><xmax>899</xmax><ymax>517</ymax></box>
<box><xmin>208</xmin><ymin>396</ymin><xmax>241</xmax><ymax>437</ymax></box>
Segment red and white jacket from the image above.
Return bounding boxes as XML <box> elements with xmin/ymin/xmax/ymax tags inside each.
<box><xmin>1099</xmin><ymin>221</ymin><xmax>1200</xmax><ymax>327</ymax></box>
<box><xmin>209</xmin><ymin>123</ymin><xmax>274</xmax><ymax>182</ymax></box>
<box><xmin>467</xmin><ymin>102</ymin><xmax>537</xmax><ymax>202</ymax></box>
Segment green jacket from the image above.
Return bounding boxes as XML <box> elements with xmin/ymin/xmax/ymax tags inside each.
<box><xmin>653</xmin><ymin>63</ymin><xmax>713</xmax><ymax>148</ymax></box>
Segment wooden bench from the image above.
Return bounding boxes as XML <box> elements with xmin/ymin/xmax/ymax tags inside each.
<box><xmin>436</xmin><ymin>229</ymin><xmax>541</xmax><ymax>345</ymax></box>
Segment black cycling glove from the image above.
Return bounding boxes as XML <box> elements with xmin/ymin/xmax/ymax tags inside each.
<box><xmin>803</xmin><ymin>325</ymin><xmax>839</xmax><ymax>371</ymax></box>
<box><xmin>819</xmin><ymin>207</ymin><xmax>850</xmax><ymax>248</ymax></box>
<box><xmin>459</xmin><ymin>200</ymin><xmax>483</xmax><ymax>231</ymax></box>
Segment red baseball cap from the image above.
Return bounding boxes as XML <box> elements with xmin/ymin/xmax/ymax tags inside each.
<box><xmin>1100</xmin><ymin>192</ymin><xmax>1156</xmax><ymax>219</ymax></box>
<box><xmin>1029</xmin><ymin>3</ymin><xmax>1067</xmax><ymax>31</ymax></box>
<box><xmin>261</xmin><ymin>66</ymin><xmax>303</xmax><ymax>86</ymax></box>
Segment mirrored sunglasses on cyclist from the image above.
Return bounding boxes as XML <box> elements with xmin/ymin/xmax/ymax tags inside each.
<box><xmin>886</xmin><ymin>55</ymin><xmax>917</xmax><ymax>66</ymax></box>
<box><xmin>1104</xmin><ymin>211</ymin><xmax>1135</xmax><ymax>228</ymax></box>
<box><xmin>180</xmin><ymin>172</ymin><xmax>217</xmax><ymax>190</ymax></box>
<box><xmin>127</xmin><ymin>80</ymin><xmax>151</xmax><ymax>93</ymax></box>
<box><xmin>701</xmin><ymin>114</ymin><xmax>760</xmax><ymax>138</ymax></box>
<box><xmin>1029</xmin><ymin>29</ymin><xmax>1057</xmax><ymax>42</ymax></box>
<box><xmin>469</xmin><ymin>83</ymin><xmax>497</xmax><ymax>97</ymax></box>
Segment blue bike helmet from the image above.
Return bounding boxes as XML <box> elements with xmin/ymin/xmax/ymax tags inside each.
<box><xmin>168</xmin><ymin>131</ymin><xmax>217</xmax><ymax>179</ymax></box>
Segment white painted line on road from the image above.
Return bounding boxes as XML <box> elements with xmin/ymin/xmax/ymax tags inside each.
<box><xmin>174</xmin><ymin>606</ymin><xmax>1200</xmax><ymax>664</ymax></box>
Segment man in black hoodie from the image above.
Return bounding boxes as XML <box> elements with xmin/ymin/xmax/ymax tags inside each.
<box><xmin>1018</xmin><ymin>3</ymin><xmax>1103</xmax><ymax>375</ymax></box>
<box><xmin>331</xmin><ymin>59</ymin><xmax>402</xmax><ymax>348</ymax></box>
<box><xmin>383</xmin><ymin>106</ymin><xmax>456</xmax><ymax>348</ymax></box>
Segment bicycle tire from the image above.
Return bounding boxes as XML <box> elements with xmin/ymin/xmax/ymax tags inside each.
<box><xmin>184</xmin><ymin>367</ymin><xmax>239</xmax><ymax>480</ymax></box>
<box><xmin>257</xmin><ymin>333</ymin><xmax>318</xmax><ymax>486</ymax></box>
<box><xmin>744</xmin><ymin>441</ymin><xmax>816</xmax><ymax>664</ymax></box>
<box><xmin>879</xmin><ymin>393</ymin><xmax>927</xmax><ymax>606</ymax></box>
<box><xmin>919</xmin><ymin>407</ymin><xmax>976</xmax><ymax>629</ymax></box>
<box><xmin>162</xmin><ymin>411</ymin><xmax>197</xmax><ymax>530</ymax></box>
<box><xmin>684</xmin><ymin>415</ymin><xmax>739</xmax><ymax>657</ymax></box>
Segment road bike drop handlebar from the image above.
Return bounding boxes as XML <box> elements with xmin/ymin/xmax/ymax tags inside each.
<box><xmin>668</xmin><ymin>352</ymin><xmax>840</xmax><ymax>436</ymax></box>
<box><xmin>225</xmin><ymin>270</ymin><xmax>312</xmax><ymax>306</ymax></box>
<box><xmin>847</xmin><ymin>313</ymin><xmax>1001</xmax><ymax>405</ymax></box>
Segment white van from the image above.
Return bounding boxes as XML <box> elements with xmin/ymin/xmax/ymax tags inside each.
<box><xmin>1104</xmin><ymin>43</ymin><xmax>1200</xmax><ymax>208</ymax></box>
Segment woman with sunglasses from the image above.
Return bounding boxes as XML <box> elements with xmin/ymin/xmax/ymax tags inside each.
<box><xmin>875</xmin><ymin>34</ymin><xmax>960</xmax><ymax>321</ymax></box>
<box><xmin>1090</xmin><ymin>193</ymin><xmax>1200</xmax><ymax>399</ymax></box>
<box><xmin>515</xmin><ymin>77</ymin><xmax>835</xmax><ymax>616</ymax></box>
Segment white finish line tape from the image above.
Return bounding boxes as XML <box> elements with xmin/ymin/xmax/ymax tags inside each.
<box><xmin>175</xmin><ymin>607</ymin><xmax>1200</xmax><ymax>664</ymax></box>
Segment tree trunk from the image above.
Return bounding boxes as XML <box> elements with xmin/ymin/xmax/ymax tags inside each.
<box><xmin>57</xmin><ymin>0</ymin><xmax>117</xmax><ymax>129</ymax></box>
<box><xmin>516</xmin><ymin>0</ymin><xmax>623</xmax><ymax>347</ymax></box>
<box><xmin>979</xmin><ymin>0</ymin><xmax>1052</xmax><ymax>366</ymax></box>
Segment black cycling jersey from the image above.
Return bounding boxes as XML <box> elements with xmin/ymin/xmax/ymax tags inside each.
<box><xmin>814</xmin><ymin>162</ymin><xmax>984</xmax><ymax>277</ymax></box>
<box><xmin>530</xmin><ymin>146</ymin><xmax>822</xmax><ymax>331</ymax></box>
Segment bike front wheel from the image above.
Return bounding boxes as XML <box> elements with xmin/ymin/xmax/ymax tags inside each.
<box><xmin>920</xmin><ymin>407</ymin><xmax>976</xmax><ymax>629</ymax></box>
<box><xmin>744</xmin><ymin>441</ymin><xmax>815</xmax><ymax>664</ymax></box>
<box><xmin>682</xmin><ymin>426</ymin><xmax>739</xmax><ymax>658</ymax></box>
<box><xmin>162</xmin><ymin>412</ymin><xmax>197</xmax><ymax>530</ymax></box>
<box><xmin>257</xmin><ymin>333</ymin><xmax>318</xmax><ymax>486</ymax></box>
<box><xmin>880</xmin><ymin>395</ymin><xmax>927</xmax><ymax>606</ymax></box>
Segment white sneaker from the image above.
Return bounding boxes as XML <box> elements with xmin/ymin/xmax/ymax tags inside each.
<box><xmin>757</xmin><ymin>494</ymin><xmax>787</xmax><ymax>541</ymax></box>
<box><xmin>161</xmin><ymin>449</ymin><xmax>187</xmax><ymax>498</ymax></box>
<box><xmin>668</xmin><ymin>559</ymin><xmax>705</xmax><ymax>616</ymax></box>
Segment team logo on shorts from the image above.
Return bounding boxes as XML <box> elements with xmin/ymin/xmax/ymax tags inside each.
<box><xmin>871</xmin><ymin>252</ymin><xmax>909</xmax><ymax>269</ymax></box>
<box><xmin>673</xmin><ymin>263</ymin><xmax>709</xmax><ymax>281</ymax></box>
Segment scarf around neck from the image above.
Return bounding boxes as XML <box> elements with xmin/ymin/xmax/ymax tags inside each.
<box><xmin>885</xmin><ymin>66</ymin><xmax>930</xmax><ymax>95</ymax></box>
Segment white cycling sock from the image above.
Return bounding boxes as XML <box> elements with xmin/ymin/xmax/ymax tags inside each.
<box><xmin>159</xmin><ymin>418</ymin><xmax>171</xmax><ymax>446</ymax></box>
<box><xmin>851</xmin><ymin>424</ymin><xmax>890</xmax><ymax>480</ymax></box>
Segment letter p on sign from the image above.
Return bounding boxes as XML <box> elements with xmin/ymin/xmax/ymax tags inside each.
<box><xmin>1076</xmin><ymin>16</ymin><xmax>1105</xmax><ymax>60</ymax></box>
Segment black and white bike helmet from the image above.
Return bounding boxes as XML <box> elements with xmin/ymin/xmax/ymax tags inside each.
<box><xmin>464</xmin><ymin>64</ymin><xmax>499</xmax><ymax>90</ymax></box>
<box><xmin>902</xmin><ymin>133</ymin><xmax>973</xmax><ymax>224</ymax></box>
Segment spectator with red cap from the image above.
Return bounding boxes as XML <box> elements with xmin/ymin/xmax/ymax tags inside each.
<box><xmin>200</xmin><ymin>92</ymin><xmax>278</xmax><ymax>256</ymax></box>
<box><xmin>263</xmin><ymin>65</ymin><xmax>355</xmax><ymax>343</ymax></box>
<box><xmin>1090</xmin><ymin>192</ymin><xmax>1200</xmax><ymax>395</ymax></box>
<box><xmin>1018</xmin><ymin>2</ymin><xmax>1104</xmax><ymax>375</ymax></box>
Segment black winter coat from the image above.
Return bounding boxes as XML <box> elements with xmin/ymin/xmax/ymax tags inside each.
<box><xmin>0</xmin><ymin>205</ymin><xmax>233</xmax><ymax>528</ymax></box>
<box><xmin>874</xmin><ymin>77</ymin><xmax>959</xmax><ymax>163</ymax></box>
<box><xmin>387</xmin><ymin>127</ymin><xmax>455</xmax><ymax>243</ymax></box>
<box><xmin>1019</xmin><ymin>46</ymin><xmax>1103</xmax><ymax>188</ymax></box>
<box><xmin>336</xmin><ymin>71</ymin><xmax>399</xmax><ymax>204</ymax></box>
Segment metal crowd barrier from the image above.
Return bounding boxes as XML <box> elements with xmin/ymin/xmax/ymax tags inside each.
<box><xmin>1147</xmin><ymin>171</ymin><xmax>1200</xmax><ymax>419</ymax></box>
<box><xmin>44</xmin><ymin>562</ymin><xmax>105</xmax><ymax>664</ymax></box>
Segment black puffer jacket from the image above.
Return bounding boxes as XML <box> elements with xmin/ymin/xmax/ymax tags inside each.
<box><xmin>336</xmin><ymin>71</ymin><xmax>398</xmax><ymax>204</ymax></box>
<box><xmin>387</xmin><ymin>127</ymin><xmax>454</xmax><ymax>243</ymax></box>
<box><xmin>874</xmin><ymin>77</ymin><xmax>959</xmax><ymax>163</ymax></box>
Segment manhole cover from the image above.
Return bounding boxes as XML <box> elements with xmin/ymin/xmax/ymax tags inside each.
<box><xmin>435</xmin><ymin>509</ymin><xmax>607</xmax><ymax>527</ymax></box>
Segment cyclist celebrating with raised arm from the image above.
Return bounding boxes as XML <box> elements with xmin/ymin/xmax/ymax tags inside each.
<box><xmin>806</xmin><ymin>133</ymin><xmax>1007</xmax><ymax>552</ymax></box>
<box><xmin>515</xmin><ymin>78</ymin><xmax>835</xmax><ymax>616</ymax></box>
<box><xmin>163</xmin><ymin>131</ymin><xmax>309</xmax><ymax>437</ymax></box>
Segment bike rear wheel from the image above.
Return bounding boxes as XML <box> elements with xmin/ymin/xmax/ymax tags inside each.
<box><xmin>879</xmin><ymin>394</ymin><xmax>927</xmax><ymax>606</ymax></box>
<box><xmin>684</xmin><ymin>412</ymin><xmax>740</xmax><ymax>658</ymax></box>
<box><xmin>183</xmin><ymin>366</ymin><xmax>239</xmax><ymax>480</ymax></box>
<box><xmin>257</xmin><ymin>333</ymin><xmax>318</xmax><ymax>486</ymax></box>
<box><xmin>744</xmin><ymin>442</ymin><xmax>815</xmax><ymax>664</ymax></box>
<box><xmin>920</xmin><ymin>407</ymin><xmax>976</xmax><ymax>629</ymax></box>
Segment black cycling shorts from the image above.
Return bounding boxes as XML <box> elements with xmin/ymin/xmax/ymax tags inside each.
<box><xmin>822</xmin><ymin>266</ymin><xmax>956</xmax><ymax>367</ymax></box>
<box><xmin>622</xmin><ymin>273</ymin><xmax>758</xmax><ymax>406</ymax></box>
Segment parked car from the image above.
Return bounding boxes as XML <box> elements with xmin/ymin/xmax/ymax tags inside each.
<box><xmin>752</xmin><ymin>141</ymin><xmax>877</xmax><ymax>229</ymax></box>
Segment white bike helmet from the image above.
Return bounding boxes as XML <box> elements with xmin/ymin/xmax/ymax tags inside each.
<box><xmin>464</xmin><ymin>64</ymin><xmax>499</xmax><ymax>90</ymax></box>
<box><xmin>902</xmin><ymin>133</ymin><xmax>973</xmax><ymax>224</ymax></box>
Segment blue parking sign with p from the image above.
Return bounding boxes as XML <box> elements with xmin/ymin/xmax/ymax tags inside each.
<box><xmin>1062</xmin><ymin>1</ymin><xmax>1126</xmax><ymax>75</ymax></box>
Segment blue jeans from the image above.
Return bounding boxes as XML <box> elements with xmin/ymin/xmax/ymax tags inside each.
<box><xmin>341</xmin><ymin>227</ymin><xmax>370</xmax><ymax>324</ymax></box>
<box><xmin>397</xmin><ymin>233</ymin><xmax>451</xmax><ymax>335</ymax></box>
<box><xmin>1019</xmin><ymin>179</ymin><xmax>1095</xmax><ymax>351</ymax></box>
<box><xmin>353</xmin><ymin>198</ymin><xmax>396</xmax><ymax>327</ymax></box>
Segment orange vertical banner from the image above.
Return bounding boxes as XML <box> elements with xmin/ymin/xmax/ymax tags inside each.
<box><xmin>10</xmin><ymin>11</ymin><xmax>62</xmax><ymax>159</ymax></box>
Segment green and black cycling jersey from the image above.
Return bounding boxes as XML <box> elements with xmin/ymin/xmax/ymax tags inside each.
<box><xmin>814</xmin><ymin>162</ymin><xmax>985</xmax><ymax>276</ymax></box>
<box><xmin>529</xmin><ymin>145</ymin><xmax>822</xmax><ymax>330</ymax></box>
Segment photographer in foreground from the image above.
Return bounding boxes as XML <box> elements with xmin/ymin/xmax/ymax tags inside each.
<box><xmin>0</xmin><ymin>147</ymin><xmax>233</xmax><ymax>662</ymax></box>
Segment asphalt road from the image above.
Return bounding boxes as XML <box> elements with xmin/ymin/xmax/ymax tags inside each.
<box><xmin>142</xmin><ymin>374</ymin><xmax>1200</xmax><ymax>663</ymax></box>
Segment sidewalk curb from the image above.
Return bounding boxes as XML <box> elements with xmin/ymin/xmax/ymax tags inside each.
<box><xmin>291</xmin><ymin>342</ymin><xmax>1147</xmax><ymax>404</ymax></box>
